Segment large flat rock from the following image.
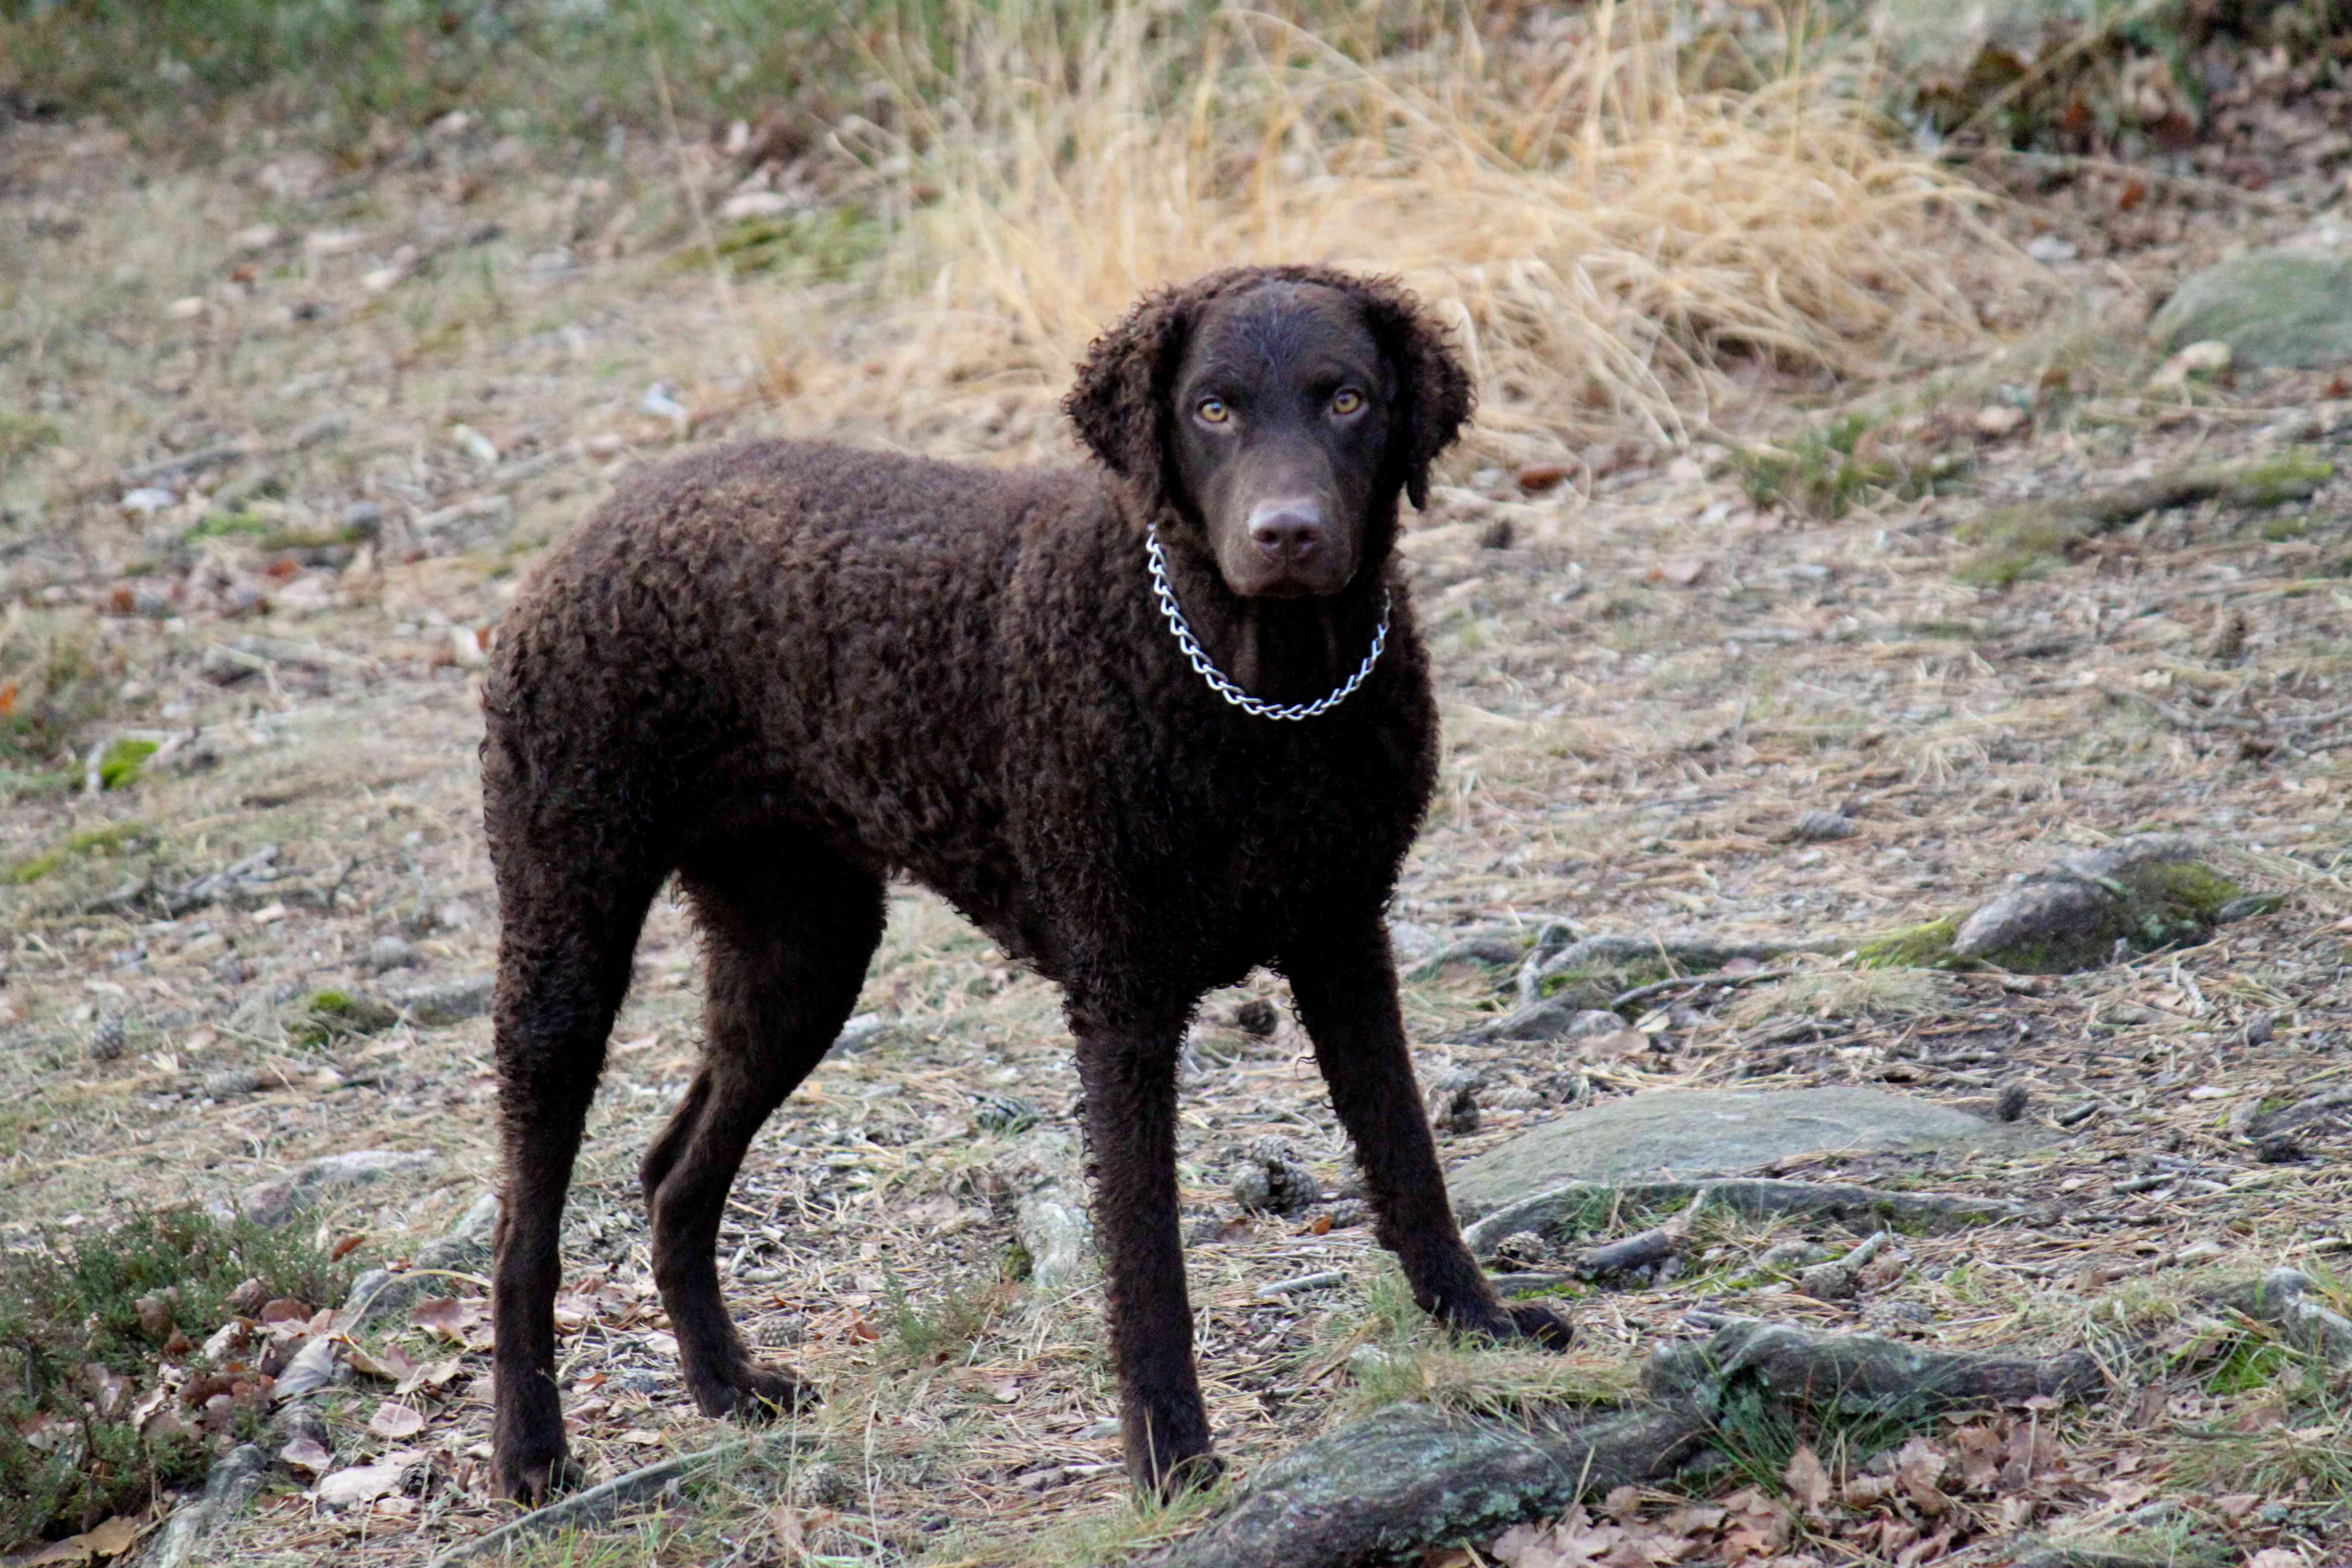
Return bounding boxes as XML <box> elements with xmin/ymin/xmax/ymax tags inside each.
<box><xmin>1447</xmin><ymin>1087</ymin><xmax>2042</xmax><ymax>1220</ymax></box>
<box><xmin>2150</xmin><ymin>247</ymin><xmax>2352</xmax><ymax>370</ymax></box>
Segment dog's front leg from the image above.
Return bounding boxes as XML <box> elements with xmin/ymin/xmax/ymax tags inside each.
<box><xmin>1283</xmin><ymin>915</ymin><xmax>1572</xmax><ymax>1348</ymax></box>
<box><xmin>1072</xmin><ymin>1021</ymin><xmax>1219</xmax><ymax>1497</ymax></box>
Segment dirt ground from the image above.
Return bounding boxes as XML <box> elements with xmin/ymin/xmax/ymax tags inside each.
<box><xmin>4</xmin><ymin>64</ymin><xmax>2352</xmax><ymax>1568</ymax></box>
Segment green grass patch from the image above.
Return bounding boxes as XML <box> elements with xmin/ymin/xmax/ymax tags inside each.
<box><xmin>705</xmin><ymin>207</ymin><xmax>884</xmax><ymax>283</ymax></box>
<box><xmin>0</xmin><ymin>0</ymin><xmax>925</xmax><ymax>153</ymax></box>
<box><xmin>1737</xmin><ymin>413</ymin><xmax>1969</xmax><ymax>522</ymax></box>
<box><xmin>94</xmin><ymin>738</ymin><xmax>155</xmax><ymax>792</ymax></box>
<box><xmin>0</xmin><ymin>1208</ymin><xmax>352</xmax><ymax>1544</ymax></box>
<box><xmin>290</xmin><ymin>988</ymin><xmax>400</xmax><ymax>1048</ymax></box>
<box><xmin>0</xmin><ymin>411</ymin><xmax>60</xmax><ymax>473</ymax></box>
<box><xmin>5</xmin><ymin>821</ymin><xmax>149</xmax><ymax>885</ymax></box>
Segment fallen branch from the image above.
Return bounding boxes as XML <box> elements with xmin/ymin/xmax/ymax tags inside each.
<box><xmin>1136</xmin><ymin>1318</ymin><xmax>2102</xmax><ymax>1568</ymax></box>
<box><xmin>426</xmin><ymin>1438</ymin><xmax>769</xmax><ymax>1567</ymax></box>
<box><xmin>1610</xmin><ymin>969</ymin><xmax>1793</xmax><ymax>1012</ymax></box>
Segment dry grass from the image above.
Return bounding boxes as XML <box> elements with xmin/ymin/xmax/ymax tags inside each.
<box><xmin>763</xmin><ymin>0</ymin><xmax>2023</xmax><ymax>465</ymax></box>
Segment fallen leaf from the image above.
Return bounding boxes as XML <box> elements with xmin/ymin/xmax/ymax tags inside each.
<box><xmin>1783</xmin><ymin>1444</ymin><xmax>1832</xmax><ymax>1511</ymax></box>
<box><xmin>0</xmin><ymin>681</ymin><xmax>18</xmax><ymax>718</ymax></box>
<box><xmin>617</xmin><ymin>1427</ymin><xmax>665</xmax><ymax>1447</ymax></box>
<box><xmin>280</xmin><ymin>1435</ymin><xmax>334</xmax><ymax>1475</ymax></box>
<box><xmin>316</xmin><ymin>1449</ymin><xmax>420</xmax><ymax>1507</ymax></box>
<box><xmin>331</xmin><ymin>1233</ymin><xmax>367</xmax><ymax>1261</ymax></box>
<box><xmin>346</xmin><ymin>1342</ymin><xmax>416</xmax><ymax>1382</ymax></box>
<box><xmin>26</xmin><ymin>1515</ymin><xmax>142</xmax><ymax>1565</ymax></box>
<box><xmin>1658</xmin><ymin>556</ymin><xmax>1710</xmax><ymax>587</ymax></box>
<box><xmin>394</xmin><ymin>1356</ymin><xmax>464</xmax><ymax>1397</ymax></box>
<box><xmin>367</xmin><ymin>1401</ymin><xmax>425</xmax><ymax>1439</ymax></box>
<box><xmin>842</xmin><ymin>1316</ymin><xmax>879</xmax><ymax>1345</ymax></box>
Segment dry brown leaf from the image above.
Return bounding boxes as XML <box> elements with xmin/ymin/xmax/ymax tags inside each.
<box><xmin>26</xmin><ymin>1515</ymin><xmax>142</xmax><ymax>1565</ymax></box>
<box><xmin>366</xmin><ymin>1400</ymin><xmax>425</xmax><ymax>1439</ymax></box>
<box><xmin>394</xmin><ymin>1356</ymin><xmax>464</xmax><ymax>1397</ymax></box>
<box><xmin>617</xmin><ymin>1427</ymin><xmax>665</xmax><ymax>1446</ymax></box>
<box><xmin>1783</xmin><ymin>1444</ymin><xmax>1832</xmax><ymax>1511</ymax></box>
<box><xmin>345</xmin><ymin>1342</ymin><xmax>416</xmax><ymax>1382</ymax></box>
<box><xmin>280</xmin><ymin>1435</ymin><xmax>334</xmax><ymax>1475</ymax></box>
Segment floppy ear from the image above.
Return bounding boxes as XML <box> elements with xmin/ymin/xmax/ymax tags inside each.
<box><xmin>1063</xmin><ymin>286</ymin><xmax>1195</xmax><ymax>490</ymax></box>
<box><xmin>1345</xmin><ymin>277</ymin><xmax>1475</xmax><ymax>511</ymax></box>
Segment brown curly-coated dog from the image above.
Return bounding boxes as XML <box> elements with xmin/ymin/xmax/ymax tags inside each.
<box><xmin>480</xmin><ymin>265</ymin><xmax>1571</xmax><ymax>1507</ymax></box>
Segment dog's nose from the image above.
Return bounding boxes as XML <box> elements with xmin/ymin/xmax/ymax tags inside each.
<box><xmin>1247</xmin><ymin>501</ymin><xmax>1324</xmax><ymax>563</ymax></box>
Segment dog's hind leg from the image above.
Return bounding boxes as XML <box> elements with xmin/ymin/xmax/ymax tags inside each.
<box><xmin>650</xmin><ymin>832</ymin><xmax>885</xmax><ymax>1421</ymax></box>
<box><xmin>489</xmin><ymin>844</ymin><xmax>665</xmax><ymax>1506</ymax></box>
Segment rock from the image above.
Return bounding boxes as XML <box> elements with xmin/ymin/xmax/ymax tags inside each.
<box><xmin>1792</xmin><ymin>809</ymin><xmax>1856</xmax><ymax>842</ymax></box>
<box><xmin>388</xmin><ymin>975</ymin><xmax>493</xmax><ymax>1027</ymax></box>
<box><xmin>297</xmin><ymin>989</ymin><xmax>400</xmax><ymax>1044</ymax></box>
<box><xmin>2245</xmin><ymin>1012</ymin><xmax>2275</xmax><ymax>1046</ymax></box>
<box><xmin>791</xmin><ymin>1461</ymin><xmax>860</xmax><ymax>1509</ymax></box>
<box><xmin>241</xmin><ymin>1148</ymin><xmax>439</xmax><ymax>1227</ymax></box>
<box><xmin>1996</xmin><ymin>1083</ymin><xmax>2030</xmax><ymax>1122</ymax></box>
<box><xmin>346</xmin><ymin>1193</ymin><xmax>500</xmax><ymax>1327</ymax></box>
<box><xmin>2150</xmin><ymin>247</ymin><xmax>2352</xmax><ymax>370</ymax></box>
<box><xmin>365</xmin><ymin>936</ymin><xmax>419</xmax><ymax>974</ymax></box>
<box><xmin>1232</xmin><ymin>1137</ymin><xmax>1319</xmax><ymax>1215</ymax></box>
<box><xmin>342</xmin><ymin>500</ymin><xmax>384</xmax><ymax>539</ymax></box>
<box><xmin>1951</xmin><ymin>834</ymin><xmax>2259</xmax><ymax>974</ymax></box>
<box><xmin>2254</xmin><ymin>1132</ymin><xmax>2305</xmax><ymax>1164</ymax></box>
<box><xmin>1446</xmin><ymin>1087</ymin><xmax>2043</xmax><ymax>1220</ymax></box>
<box><xmin>1758</xmin><ymin>1240</ymin><xmax>1835</xmax><ymax>1272</ymax></box>
<box><xmin>121</xmin><ymin>487</ymin><xmax>179</xmax><ymax>517</ymax></box>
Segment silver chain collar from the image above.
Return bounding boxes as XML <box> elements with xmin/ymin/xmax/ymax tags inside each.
<box><xmin>1145</xmin><ymin>525</ymin><xmax>1389</xmax><ymax>722</ymax></box>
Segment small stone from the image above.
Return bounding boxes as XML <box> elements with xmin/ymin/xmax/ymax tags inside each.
<box><xmin>342</xmin><ymin>501</ymin><xmax>384</xmax><ymax>539</ymax></box>
<box><xmin>1564</xmin><ymin>1009</ymin><xmax>1628</xmax><ymax>1038</ymax></box>
<box><xmin>233</xmin><ymin>224</ymin><xmax>283</xmax><ymax>252</ymax></box>
<box><xmin>120</xmin><ymin>487</ymin><xmax>178</xmax><ymax>517</ymax></box>
<box><xmin>365</xmin><ymin>936</ymin><xmax>419</xmax><ymax>974</ymax></box>
<box><xmin>2254</xmin><ymin>1132</ymin><xmax>2305</xmax><ymax>1164</ymax></box>
<box><xmin>1517</xmin><ymin>462</ymin><xmax>1572</xmax><ymax>493</ymax></box>
<box><xmin>1973</xmin><ymin>405</ymin><xmax>2025</xmax><ymax>438</ymax></box>
<box><xmin>1478</xmin><ymin>517</ymin><xmax>1515</xmax><ymax>550</ymax></box>
<box><xmin>1232</xmin><ymin>999</ymin><xmax>1279</xmax><ymax>1037</ymax></box>
<box><xmin>2244</xmin><ymin>1012</ymin><xmax>2275</xmax><ymax>1046</ymax></box>
<box><xmin>167</xmin><ymin>296</ymin><xmax>206</xmax><ymax>320</ymax></box>
<box><xmin>1792</xmin><ymin>808</ymin><xmax>1856</xmax><ymax>842</ymax></box>
<box><xmin>1996</xmin><ymin>1083</ymin><xmax>2030</xmax><ymax>1123</ymax></box>
<box><xmin>388</xmin><ymin>975</ymin><xmax>492</xmax><ymax>1027</ymax></box>
<box><xmin>88</xmin><ymin>1014</ymin><xmax>127</xmax><ymax>1061</ymax></box>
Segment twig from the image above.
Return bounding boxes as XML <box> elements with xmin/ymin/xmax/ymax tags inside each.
<box><xmin>1611</xmin><ymin>969</ymin><xmax>1793</xmax><ymax>1011</ymax></box>
<box><xmin>2099</xmin><ymin>685</ymin><xmax>2265</xmax><ymax>735</ymax></box>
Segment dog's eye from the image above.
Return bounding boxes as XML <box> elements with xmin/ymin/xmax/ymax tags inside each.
<box><xmin>1196</xmin><ymin>398</ymin><xmax>1230</xmax><ymax>425</ymax></box>
<box><xmin>1330</xmin><ymin>389</ymin><xmax>1364</xmax><ymax>416</ymax></box>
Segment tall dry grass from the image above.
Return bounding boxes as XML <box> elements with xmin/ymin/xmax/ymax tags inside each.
<box><xmin>763</xmin><ymin>0</ymin><xmax>2026</xmax><ymax>464</ymax></box>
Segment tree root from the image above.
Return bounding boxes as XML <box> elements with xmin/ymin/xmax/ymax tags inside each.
<box><xmin>1461</xmin><ymin>1177</ymin><xmax>2024</xmax><ymax>1259</ymax></box>
<box><xmin>1135</xmin><ymin>1318</ymin><xmax>2103</xmax><ymax>1568</ymax></box>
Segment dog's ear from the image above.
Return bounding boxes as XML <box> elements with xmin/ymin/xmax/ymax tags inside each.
<box><xmin>1346</xmin><ymin>277</ymin><xmax>1475</xmax><ymax>511</ymax></box>
<box><xmin>1064</xmin><ymin>287</ymin><xmax>1194</xmax><ymax>490</ymax></box>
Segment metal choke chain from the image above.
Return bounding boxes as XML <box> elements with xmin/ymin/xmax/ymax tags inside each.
<box><xmin>1145</xmin><ymin>525</ymin><xmax>1389</xmax><ymax>722</ymax></box>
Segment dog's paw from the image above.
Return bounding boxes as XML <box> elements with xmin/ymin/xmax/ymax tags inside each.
<box><xmin>688</xmin><ymin>1359</ymin><xmax>820</xmax><ymax>1421</ymax></box>
<box><xmin>492</xmin><ymin>1433</ymin><xmax>584</xmax><ymax>1508</ymax></box>
<box><xmin>1500</xmin><ymin>1298</ymin><xmax>1575</xmax><ymax>1350</ymax></box>
<box><xmin>1134</xmin><ymin>1446</ymin><xmax>1226</xmax><ymax>1503</ymax></box>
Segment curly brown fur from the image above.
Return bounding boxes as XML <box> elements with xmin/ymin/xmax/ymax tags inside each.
<box><xmin>481</xmin><ymin>265</ymin><xmax>1566</xmax><ymax>1507</ymax></box>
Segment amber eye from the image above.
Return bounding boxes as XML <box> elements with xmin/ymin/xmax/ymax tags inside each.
<box><xmin>1196</xmin><ymin>397</ymin><xmax>1230</xmax><ymax>424</ymax></box>
<box><xmin>1331</xmin><ymin>389</ymin><xmax>1364</xmax><ymax>415</ymax></box>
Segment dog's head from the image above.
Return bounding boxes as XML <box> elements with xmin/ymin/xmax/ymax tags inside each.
<box><xmin>1064</xmin><ymin>266</ymin><xmax>1473</xmax><ymax>599</ymax></box>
